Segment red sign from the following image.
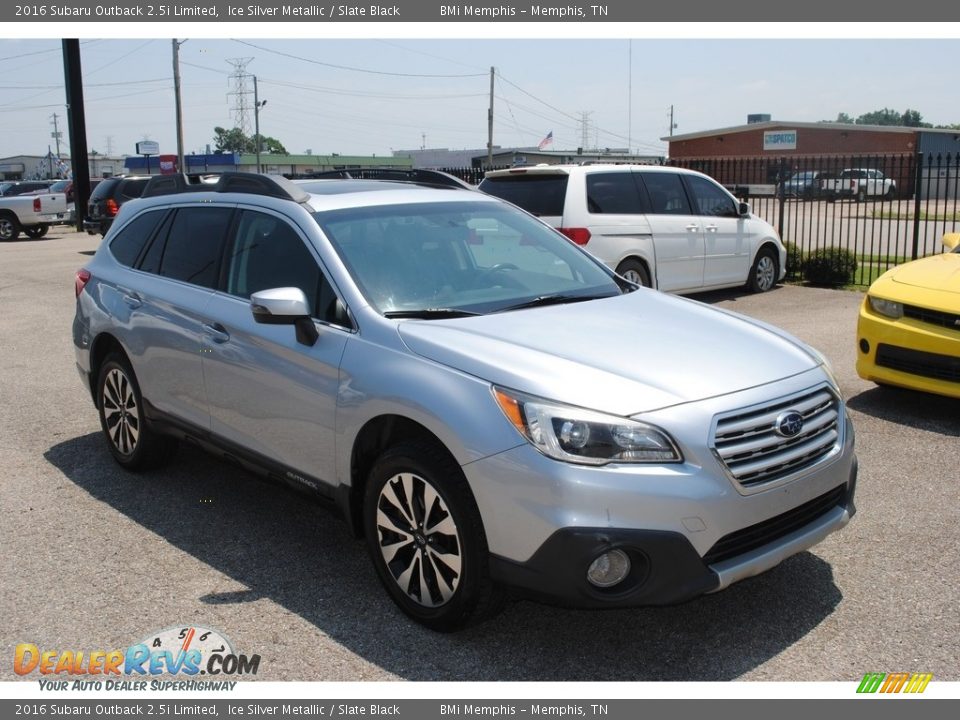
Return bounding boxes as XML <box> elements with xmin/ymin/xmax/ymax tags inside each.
<box><xmin>158</xmin><ymin>155</ymin><xmax>178</xmax><ymax>174</ymax></box>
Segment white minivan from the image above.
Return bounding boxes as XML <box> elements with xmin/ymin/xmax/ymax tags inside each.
<box><xmin>480</xmin><ymin>164</ymin><xmax>786</xmax><ymax>294</ymax></box>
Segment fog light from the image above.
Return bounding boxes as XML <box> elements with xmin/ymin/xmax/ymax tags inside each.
<box><xmin>859</xmin><ymin>338</ymin><xmax>870</xmax><ymax>354</ymax></box>
<box><xmin>586</xmin><ymin>549</ymin><xmax>631</xmax><ymax>588</ymax></box>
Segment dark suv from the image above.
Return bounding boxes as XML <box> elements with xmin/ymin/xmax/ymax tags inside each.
<box><xmin>83</xmin><ymin>176</ymin><xmax>151</xmax><ymax>236</ymax></box>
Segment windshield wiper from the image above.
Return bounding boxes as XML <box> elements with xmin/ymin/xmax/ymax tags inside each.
<box><xmin>383</xmin><ymin>308</ymin><xmax>482</xmax><ymax>319</ymax></box>
<box><xmin>495</xmin><ymin>293</ymin><xmax>611</xmax><ymax>313</ymax></box>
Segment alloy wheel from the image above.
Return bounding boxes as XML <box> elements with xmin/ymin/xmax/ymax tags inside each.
<box><xmin>375</xmin><ymin>472</ymin><xmax>462</xmax><ymax>608</ymax></box>
<box><xmin>102</xmin><ymin>367</ymin><xmax>141</xmax><ymax>456</ymax></box>
<box><xmin>754</xmin><ymin>254</ymin><xmax>776</xmax><ymax>292</ymax></box>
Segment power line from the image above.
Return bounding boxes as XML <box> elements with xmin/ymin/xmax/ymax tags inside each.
<box><xmin>231</xmin><ymin>39</ymin><xmax>487</xmax><ymax>78</ymax></box>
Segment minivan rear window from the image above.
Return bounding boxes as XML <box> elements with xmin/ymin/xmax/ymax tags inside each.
<box><xmin>478</xmin><ymin>174</ymin><xmax>568</xmax><ymax>217</ymax></box>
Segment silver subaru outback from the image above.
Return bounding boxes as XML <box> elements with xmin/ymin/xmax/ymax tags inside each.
<box><xmin>73</xmin><ymin>172</ymin><xmax>857</xmax><ymax>631</ymax></box>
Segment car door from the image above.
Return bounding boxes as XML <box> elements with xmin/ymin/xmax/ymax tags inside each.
<box><xmin>201</xmin><ymin>207</ymin><xmax>351</xmax><ymax>489</ymax></box>
<box><xmin>635</xmin><ymin>170</ymin><xmax>704</xmax><ymax>292</ymax></box>
<box><xmin>681</xmin><ymin>173</ymin><xmax>751</xmax><ymax>288</ymax></box>
<box><xmin>124</xmin><ymin>205</ymin><xmax>233</xmax><ymax>430</ymax></box>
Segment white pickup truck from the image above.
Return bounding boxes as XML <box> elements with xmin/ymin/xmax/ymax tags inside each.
<box><xmin>820</xmin><ymin>168</ymin><xmax>897</xmax><ymax>202</ymax></box>
<box><xmin>0</xmin><ymin>190</ymin><xmax>71</xmax><ymax>241</ymax></box>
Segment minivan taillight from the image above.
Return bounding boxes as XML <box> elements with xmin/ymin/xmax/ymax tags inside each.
<box><xmin>559</xmin><ymin>227</ymin><xmax>591</xmax><ymax>246</ymax></box>
<box><xmin>105</xmin><ymin>198</ymin><xmax>119</xmax><ymax>216</ymax></box>
<box><xmin>33</xmin><ymin>197</ymin><xmax>41</xmax><ymax>212</ymax></box>
<box><xmin>75</xmin><ymin>269</ymin><xmax>91</xmax><ymax>298</ymax></box>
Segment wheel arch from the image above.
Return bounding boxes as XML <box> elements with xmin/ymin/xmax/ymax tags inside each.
<box><xmin>87</xmin><ymin>332</ymin><xmax>129</xmax><ymax>406</ymax></box>
<box><xmin>614</xmin><ymin>254</ymin><xmax>654</xmax><ymax>287</ymax></box>
<box><xmin>342</xmin><ymin>414</ymin><xmax>463</xmax><ymax>539</ymax></box>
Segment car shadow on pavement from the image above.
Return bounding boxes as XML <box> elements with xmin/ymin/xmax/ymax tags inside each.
<box><xmin>847</xmin><ymin>386</ymin><xmax>960</xmax><ymax>437</ymax></box>
<box><xmin>45</xmin><ymin>432</ymin><xmax>844</xmax><ymax>682</ymax></box>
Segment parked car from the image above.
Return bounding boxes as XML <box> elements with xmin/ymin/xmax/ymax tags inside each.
<box><xmin>478</xmin><ymin>164</ymin><xmax>786</xmax><ymax>294</ymax></box>
<box><xmin>0</xmin><ymin>188</ymin><xmax>70</xmax><ymax>241</ymax></box>
<box><xmin>83</xmin><ymin>176</ymin><xmax>150</xmax><ymax>235</ymax></box>
<box><xmin>821</xmin><ymin>168</ymin><xmax>896</xmax><ymax>202</ymax></box>
<box><xmin>74</xmin><ymin>172</ymin><xmax>857</xmax><ymax>631</ymax></box>
<box><xmin>779</xmin><ymin>170</ymin><xmax>825</xmax><ymax>199</ymax></box>
<box><xmin>856</xmin><ymin>233</ymin><xmax>960</xmax><ymax>398</ymax></box>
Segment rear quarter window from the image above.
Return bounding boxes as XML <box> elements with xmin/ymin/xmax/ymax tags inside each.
<box><xmin>108</xmin><ymin>210</ymin><xmax>166</xmax><ymax>267</ymax></box>
<box><xmin>479</xmin><ymin>175</ymin><xmax>569</xmax><ymax>216</ymax></box>
<box><xmin>586</xmin><ymin>172</ymin><xmax>648</xmax><ymax>214</ymax></box>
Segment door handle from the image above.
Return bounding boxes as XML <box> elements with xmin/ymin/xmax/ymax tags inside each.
<box><xmin>685</xmin><ymin>224</ymin><xmax>700</xmax><ymax>232</ymax></box>
<box><xmin>203</xmin><ymin>323</ymin><xmax>230</xmax><ymax>344</ymax></box>
<box><xmin>121</xmin><ymin>293</ymin><xmax>142</xmax><ymax>309</ymax></box>
<box><xmin>704</xmin><ymin>224</ymin><xmax>718</xmax><ymax>233</ymax></box>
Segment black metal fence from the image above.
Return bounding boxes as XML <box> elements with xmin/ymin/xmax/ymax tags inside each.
<box><xmin>669</xmin><ymin>153</ymin><xmax>960</xmax><ymax>286</ymax></box>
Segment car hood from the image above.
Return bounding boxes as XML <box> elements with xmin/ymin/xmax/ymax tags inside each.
<box><xmin>888</xmin><ymin>253</ymin><xmax>960</xmax><ymax>295</ymax></box>
<box><xmin>397</xmin><ymin>291</ymin><xmax>820</xmax><ymax>416</ymax></box>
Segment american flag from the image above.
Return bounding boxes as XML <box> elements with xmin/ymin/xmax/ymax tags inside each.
<box><xmin>538</xmin><ymin>131</ymin><xmax>554</xmax><ymax>150</ymax></box>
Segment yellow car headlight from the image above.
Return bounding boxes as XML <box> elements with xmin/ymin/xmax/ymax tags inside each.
<box><xmin>868</xmin><ymin>296</ymin><xmax>903</xmax><ymax>319</ymax></box>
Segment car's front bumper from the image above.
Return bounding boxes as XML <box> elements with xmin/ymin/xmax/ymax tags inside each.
<box><xmin>856</xmin><ymin>298</ymin><xmax>960</xmax><ymax>399</ymax></box>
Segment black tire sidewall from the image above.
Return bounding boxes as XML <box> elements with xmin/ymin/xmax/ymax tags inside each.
<box><xmin>363</xmin><ymin>442</ymin><xmax>487</xmax><ymax>631</ymax></box>
<box><xmin>615</xmin><ymin>259</ymin><xmax>651</xmax><ymax>288</ymax></box>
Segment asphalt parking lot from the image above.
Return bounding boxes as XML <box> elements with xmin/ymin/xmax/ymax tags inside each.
<box><xmin>2</xmin><ymin>228</ymin><xmax>958</xmax><ymax>683</ymax></box>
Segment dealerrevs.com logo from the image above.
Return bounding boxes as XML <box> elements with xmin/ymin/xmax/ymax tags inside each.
<box><xmin>857</xmin><ymin>673</ymin><xmax>933</xmax><ymax>694</ymax></box>
<box><xmin>14</xmin><ymin>626</ymin><xmax>260</xmax><ymax>690</ymax></box>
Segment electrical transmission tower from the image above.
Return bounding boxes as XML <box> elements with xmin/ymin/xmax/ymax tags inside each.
<box><xmin>226</xmin><ymin>57</ymin><xmax>255</xmax><ymax>135</ymax></box>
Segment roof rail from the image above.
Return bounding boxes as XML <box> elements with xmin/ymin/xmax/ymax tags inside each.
<box><xmin>301</xmin><ymin>168</ymin><xmax>474</xmax><ymax>190</ymax></box>
<box><xmin>141</xmin><ymin>172</ymin><xmax>311</xmax><ymax>203</ymax></box>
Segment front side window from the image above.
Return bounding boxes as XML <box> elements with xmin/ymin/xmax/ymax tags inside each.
<box><xmin>226</xmin><ymin>210</ymin><xmax>345</xmax><ymax>324</ymax></box>
<box><xmin>683</xmin><ymin>175</ymin><xmax>739</xmax><ymax>218</ymax></box>
<box><xmin>638</xmin><ymin>172</ymin><xmax>692</xmax><ymax>215</ymax></box>
<box><xmin>157</xmin><ymin>206</ymin><xmax>232</xmax><ymax>289</ymax></box>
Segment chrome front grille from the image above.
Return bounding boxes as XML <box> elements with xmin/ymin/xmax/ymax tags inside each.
<box><xmin>713</xmin><ymin>386</ymin><xmax>841</xmax><ymax>488</ymax></box>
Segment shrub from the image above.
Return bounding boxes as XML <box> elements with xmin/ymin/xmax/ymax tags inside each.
<box><xmin>802</xmin><ymin>247</ymin><xmax>858</xmax><ymax>287</ymax></box>
<box><xmin>783</xmin><ymin>241</ymin><xmax>804</xmax><ymax>280</ymax></box>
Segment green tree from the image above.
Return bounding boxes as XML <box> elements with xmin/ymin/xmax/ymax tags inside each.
<box><xmin>855</xmin><ymin>108</ymin><xmax>903</xmax><ymax>126</ymax></box>
<box><xmin>213</xmin><ymin>126</ymin><xmax>288</xmax><ymax>155</ymax></box>
<box><xmin>834</xmin><ymin>112</ymin><xmax>854</xmax><ymax>124</ymax></box>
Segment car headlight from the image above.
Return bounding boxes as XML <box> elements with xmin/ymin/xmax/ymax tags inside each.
<box><xmin>868</xmin><ymin>295</ymin><xmax>903</xmax><ymax>319</ymax></box>
<box><xmin>493</xmin><ymin>387</ymin><xmax>682</xmax><ymax>465</ymax></box>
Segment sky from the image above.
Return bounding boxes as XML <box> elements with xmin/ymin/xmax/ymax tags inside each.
<box><xmin>1</xmin><ymin>33</ymin><xmax>959</xmax><ymax>163</ymax></box>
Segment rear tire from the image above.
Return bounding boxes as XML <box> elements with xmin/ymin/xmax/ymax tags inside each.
<box><xmin>747</xmin><ymin>246</ymin><xmax>779</xmax><ymax>293</ymax></box>
<box><xmin>24</xmin><ymin>224</ymin><xmax>49</xmax><ymax>239</ymax></box>
<box><xmin>96</xmin><ymin>353</ymin><xmax>177</xmax><ymax>470</ymax></box>
<box><xmin>364</xmin><ymin>439</ymin><xmax>503</xmax><ymax>631</ymax></box>
<box><xmin>615</xmin><ymin>258</ymin><xmax>652</xmax><ymax>288</ymax></box>
<box><xmin>0</xmin><ymin>214</ymin><xmax>21</xmax><ymax>242</ymax></box>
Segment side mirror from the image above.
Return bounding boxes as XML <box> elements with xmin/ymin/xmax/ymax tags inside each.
<box><xmin>738</xmin><ymin>201</ymin><xmax>751</xmax><ymax>217</ymax></box>
<box><xmin>250</xmin><ymin>287</ymin><xmax>318</xmax><ymax>346</ymax></box>
<box><xmin>943</xmin><ymin>233</ymin><xmax>960</xmax><ymax>251</ymax></box>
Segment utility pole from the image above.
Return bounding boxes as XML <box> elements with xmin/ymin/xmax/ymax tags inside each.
<box><xmin>62</xmin><ymin>40</ymin><xmax>91</xmax><ymax>232</ymax></box>
<box><xmin>253</xmin><ymin>75</ymin><xmax>266</xmax><ymax>173</ymax></box>
<box><xmin>50</xmin><ymin>113</ymin><xmax>63</xmax><ymax>160</ymax></box>
<box><xmin>486</xmin><ymin>66</ymin><xmax>494</xmax><ymax>168</ymax></box>
<box><xmin>172</xmin><ymin>39</ymin><xmax>186</xmax><ymax>174</ymax></box>
<box><xmin>669</xmin><ymin>105</ymin><xmax>678</xmax><ymax>137</ymax></box>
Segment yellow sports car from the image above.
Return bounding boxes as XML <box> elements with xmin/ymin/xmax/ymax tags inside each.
<box><xmin>856</xmin><ymin>233</ymin><xmax>960</xmax><ymax>398</ymax></box>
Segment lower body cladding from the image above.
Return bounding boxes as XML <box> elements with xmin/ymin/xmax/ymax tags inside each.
<box><xmin>465</xmin><ymin>388</ymin><xmax>857</xmax><ymax>608</ymax></box>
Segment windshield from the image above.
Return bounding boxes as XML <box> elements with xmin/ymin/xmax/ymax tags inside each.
<box><xmin>314</xmin><ymin>200</ymin><xmax>624</xmax><ymax>316</ymax></box>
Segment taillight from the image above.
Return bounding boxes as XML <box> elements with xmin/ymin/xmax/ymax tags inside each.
<box><xmin>33</xmin><ymin>197</ymin><xmax>41</xmax><ymax>212</ymax></box>
<box><xmin>75</xmin><ymin>269</ymin><xmax>91</xmax><ymax>298</ymax></box>
<box><xmin>105</xmin><ymin>198</ymin><xmax>119</xmax><ymax>216</ymax></box>
<box><xmin>559</xmin><ymin>227</ymin><xmax>591</xmax><ymax>246</ymax></box>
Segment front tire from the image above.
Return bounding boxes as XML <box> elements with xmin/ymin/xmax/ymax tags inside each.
<box><xmin>747</xmin><ymin>246</ymin><xmax>779</xmax><ymax>293</ymax></box>
<box><xmin>364</xmin><ymin>440</ymin><xmax>502</xmax><ymax>631</ymax></box>
<box><xmin>96</xmin><ymin>353</ymin><xmax>176</xmax><ymax>470</ymax></box>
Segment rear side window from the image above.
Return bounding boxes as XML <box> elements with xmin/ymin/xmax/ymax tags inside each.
<box><xmin>586</xmin><ymin>173</ymin><xmax>648</xmax><ymax>214</ymax></box>
<box><xmin>683</xmin><ymin>175</ymin><xmax>738</xmax><ymax>218</ymax></box>
<box><xmin>639</xmin><ymin>172</ymin><xmax>692</xmax><ymax>215</ymax></box>
<box><xmin>157</xmin><ymin>207</ymin><xmax>232</xmax><ymax>289</ymax></box>
<box><xmin>119</xmin><ymin>179</ymin><xmax>150</xmax><ymax>200</ymax></box>
<box><xmin>479</xmin><ymin>174</ymin><xmax>569</xmax><ymax>216</ymax></box>
<box><xmin>108</xmin><ymin>210</ymin><xmax>166</xmax><ymax>267</ymax></box>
